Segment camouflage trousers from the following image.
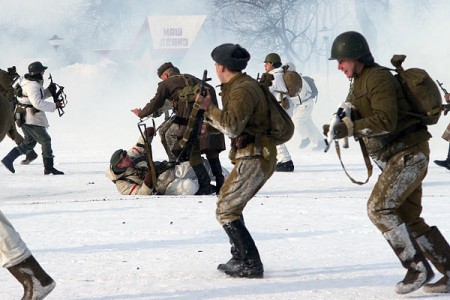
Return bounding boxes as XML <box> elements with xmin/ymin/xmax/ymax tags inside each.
<box><xmin>367</xmin><ymin>141</ymin><xmax>431</xmax><ymax>237</ymax></box>
<box><xmin>165</xmin><ymin>122</ymin><xmax>218</xmax><ymax>166</ymax></box>
<box><xmin>159</xmin><ymin>118</ymin><xmax>176</xmax><ymax>161</ymax></box>
<box><xmin>216</xmin><ymin>156</ymin><xmax>276</xmax><ymax>225</ymax></box>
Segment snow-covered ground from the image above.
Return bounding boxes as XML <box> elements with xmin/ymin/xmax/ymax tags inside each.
<box><xmin>1</xmin><ymin>116</ymin><xmax>449</xmax><ymax>299</ymax></box>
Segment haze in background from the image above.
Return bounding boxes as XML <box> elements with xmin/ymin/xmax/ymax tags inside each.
<box><xmin>0</xmin><ymin>0</ymin><xmax>449</xmax><ymax>161</ymax></box>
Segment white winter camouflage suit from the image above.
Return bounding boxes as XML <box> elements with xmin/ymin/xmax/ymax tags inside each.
<box><xmin>106</xmin><ymin>136</ymin><xmax>218</xmax><ymax>195</ymax></box>
<box><xmin>268</xmin><ymin>66</ymin><xmax>293</xmax><ymax>164</ymax></box>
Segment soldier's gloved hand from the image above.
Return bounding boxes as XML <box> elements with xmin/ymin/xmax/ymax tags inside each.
<box><xmin>331</xmin><ymin>122</ymin><xmax>348</xmax><ymax>139</ymax></box>
<box><xmin>323</xmin><ymin>124</ymin><xmax>330</xmax><ymax>137</ymax></box>
<box><xmin>48</xmin><ymin>82</ymin><xmax>57</xmax><ymax>95</ymax></box>
<box><xmin>144</xmin><ymin>171</ymin><xmax>153</xmax><ymax>188</ymax></box>
<box><xmin>199</xmin><ymin>89</ymin><xmax>211</xmax><ymax>110</ymax></box>
<box><xmin>55</xmin><ymin>101</ymin><xmax>63</xmax><ymax>109</ymax></box>
<box><xmin>332</xmin><ymin>117</ymin><xmax>354</xmax><ymax>139</ymax></box>
<box><xmin>145</xmin><ymin>127</ymin><xmax>155</xmax><ymax>137</ymax></box>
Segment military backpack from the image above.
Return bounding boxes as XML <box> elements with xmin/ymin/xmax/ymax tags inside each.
<box><xmin>281</xmin><ymin>64</ymin><xmax>302</xmax><ymax>97</ymax></box>
<box><xmin>388</xmin><ymin>54</ymin><xmax>442</xmax><ymax>125</ymax></box>
<box><xmin>258</xmin><ymin>73</ymin><xmax>295</xmax><ymax>145</ymax></box>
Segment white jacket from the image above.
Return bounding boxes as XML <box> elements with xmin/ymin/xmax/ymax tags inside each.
<box><xmin>17</xmin><ymin>76</ymin><xmax>57</xmax><ymax>128</ymax></box>
<box><xmin>268</xmin><ymin>67</ymin><xmax>288</xmax><ymax>102</ymax></box>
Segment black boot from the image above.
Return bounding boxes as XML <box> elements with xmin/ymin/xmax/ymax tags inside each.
<box><xmin>192</xmin><ymin>163</ymin><xmax>213</xmax><ymax>195</ymax></box>
<box><xmin>416</xmin><ymin>226</ymin><xmax>450</xmax><ymax>293</ymax></box>
<box><xmin>434</xmin><ymin>144</ymin><xmax>450</xmax><ymax>170</ymax></box>
<box><xmin>1</xmin><ymin>147</ymin><xmax>21</xmax><ymax>173</ymax></box>
<box><xmin>208</xmin><ymin>157</ymin><xmax>225</xmax><ymax>195</ymax></box>
<box><xmin>383</xmin><ymin>223</ymin><xmax>434</xmax><ymax>294</ymax></box>
<box><xmin>222</xmin><ymin>219</ymin><xmax>264</xmax><ymax>278</ymax></box>
<box><xmin>43</xmin><ymin>157</ymin><xmax>64</xmax><ymax>175</ymax></box>
<box><xmin>7</xmin><ymin>255</ymin><xmax>56</xmax><ymax>300</ymax></box>
<box><xmin>434</xmin><ymin>159</ymin><xmax>450</xmax><ymax>170</ymax></box>
<box><xmin>217</xmin><ymin>244</ymin><xmax>242</xmax><ymax>273</ymax></box>
<box><xmin>218</xmin><ymin>215</ymin><xmax>245</xmax><ymax>272</ymax></box>
<box><xmin>21</xmin><ymin>150</ymin><xmax>38</xmax><ymax>165</ymax></box>
<box><xmin>275</xmin><ymin>160</ymin><xmax>294</xmax><ymax>172</ymax></box>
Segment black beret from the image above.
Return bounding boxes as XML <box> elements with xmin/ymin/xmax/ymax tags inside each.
<box><xmin>157</xmin><ymin>62</ymin><xmax>174</xmax><ymax>77</ymax></box>
<box><xmin>211</xmin><ymin>43</ymin><xmax>250</xmax><ymax>71</ymax></box>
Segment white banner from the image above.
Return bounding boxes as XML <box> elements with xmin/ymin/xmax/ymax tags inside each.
<box><xmin>147</xmin><ymin>15</ymin><xmax>207</xmax><ymax>50</ymax></box>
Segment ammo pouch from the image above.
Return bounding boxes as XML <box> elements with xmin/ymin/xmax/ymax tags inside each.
<box><xmin>230</xmin><ymin>133</ymin><xmax>276</xmax><ymax>161</ymax></box>
<box><xmin>178</xmin><ymin>75</ymin><xmax>201</xmax><ymax>103</ymax></box>
<box><xmin>14</xmin><ymin>105</ymin><xmax>27</xmax><ymax>127</ymax></box>
<box><xmin>172</xmin><ymin>116</ymin><xmax>188</xmax><ymax>126</ymax></box>
<box><xmin>231</xmin><ymin>133</ymin><xmax>256</xmax><ymax>149</ymax></box>
<box><xmin>280</xmin><ymin>96</ymin><xmax>290</xmax><ymax>110</ymax></box>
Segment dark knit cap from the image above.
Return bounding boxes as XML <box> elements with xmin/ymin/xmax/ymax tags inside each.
<box><xmin>157</xmin><ymin>62</ymin><xmax>174</xmax><ymax>77</ymax></box>
<box><xmin>110</xmin><ymin>149</ymin><xmax>126</xmax><ymax>167</ymax></box>
<box><xmin>211</xmin><ymin>43</ymin><xmax>250</xmax><ymax>71</ymax></box>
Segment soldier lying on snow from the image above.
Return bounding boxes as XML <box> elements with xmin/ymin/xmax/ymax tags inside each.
<box><xmin>106</xmin><ymin>129</ymin><xmax>225</xmax><ymax>195</ymax></box>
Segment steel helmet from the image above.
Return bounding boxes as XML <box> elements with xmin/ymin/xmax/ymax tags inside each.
<box><xmin>329</xmin><ymin>31</ymin><xmax>371</xmax><ymax>60</ymax></box>
<box><xmin>264</xmin><ymin>53</ymin><xmax>281</xmax><ymax>64</ymax></box>
<box><xmin>28</xmin><ymin>61</ymin><xmax>48</xmax><ymax>75</ymax></box>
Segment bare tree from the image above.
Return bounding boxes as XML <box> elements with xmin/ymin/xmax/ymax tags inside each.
<box><xmin>208</xmin><ymin>0</ymin><xmax>324</xmax><ymax>68</ymax></box>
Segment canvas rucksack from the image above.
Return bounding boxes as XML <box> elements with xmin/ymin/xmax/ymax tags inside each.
<box><xmin>258</xmin><ymin>73</ymin><xmax>295</xmax><ymax>145</ymax></box>
<box><xmin>302</xmin><ymin>76</ymin><xmax>318</xmax><ymax>100</ymax></box>
<box><xmin>388</xmin><ymin>54</ymin><xmax>442</xmax><ymax>125</ymax></box>
<box><xmin>281</xmin><ymin>65</ymin><xmax>302</xmax><ymax>97</ymax></box>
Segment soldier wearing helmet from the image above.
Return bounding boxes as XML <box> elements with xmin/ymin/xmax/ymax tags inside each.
<box><xmin>326</xmin><ymin>31</ymin><xmax>450</xmax><ymax>294</ymax></box>
<box><xmin>1</xmin><ymin>61</ymin><xmax>64</xmax><ymax>175</ymax></box>
<box><xmin>263</xmin><ymin>52</ymin><xmax>295</xmax><ymax>172</ymax></box>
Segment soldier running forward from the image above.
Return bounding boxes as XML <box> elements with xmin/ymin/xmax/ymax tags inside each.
<box><xmin>1</xmin><ymin>61</ymin><xmax>64</xmax><ymax>175</ymax></box>
<box><xmin>326</xmin><ymin>31</ymin><xmax>450</xmax><ymax>294</ymax></box>
<box><xmin>263</xmin><ymin>53</ymin><xmax>295</xmax><ymax>172</ymax></box>
<box><xmin>200</xmin><ymin>43</ymin><xmax>277</xmax><ymax>278</ymax></box>
<box><xmin>132</xmin><ymin>62</ymin><xmax>226</xmax><ymax>195</ymax></box>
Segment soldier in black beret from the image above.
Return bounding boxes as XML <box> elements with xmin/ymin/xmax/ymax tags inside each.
<box><xmin>201</xmin><ymin>43</ymin><xmax>277</xmax><ymax>278</ymax></box>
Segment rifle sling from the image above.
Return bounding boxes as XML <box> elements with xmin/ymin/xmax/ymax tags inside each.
<box><xmin>335</xmin><ymin>139</ymin><xmax>373</xmax><ymax>185</ymax></box>
<box><xmin>179</xmin><ymin>99</ymin><xmax>203</xmax><ymax>149</ymax></box>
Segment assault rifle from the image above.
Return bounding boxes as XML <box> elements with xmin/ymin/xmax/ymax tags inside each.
<box><xmin>436</xmin><ymin>80</ymin><xmax>450</xmax><ymax>116</ymax></box>
<box><xmin>138</xmin><ymin>118</ymin><xmax>157</xmax><ymax>189</ymax></box>
<box><xmin>324</xmin><ymin>101</ymin><xmax>373</xmax><ymax>185</ymax></box>
<box><xmin>176</xmin><ymin>70</ymin><xmax>211</xmax><ymax>163</ymax></box>
<box><xmin>48</xmin><ymin>74</ymin><xmax>67</xmax><ymax>117</ymax></box>
<box><xmin>324</xmin><ymin>102</ymin><xmax>352</xmax><ymax>153</ymax></box>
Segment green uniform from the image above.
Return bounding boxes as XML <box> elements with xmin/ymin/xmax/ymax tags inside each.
<box><xmin>139</xmin><ymin>72</ymin><xmax>225</xmax><ymax>163</ymax></box>
<box><xmin>205</xmin><ymin>73</ymin><xmax>277</xmax><ymax>224</ymax></box>
<box><xmin>347</xmin><ymin>64</ymin><xmax>432</xmax><ymax>237</ymax></box>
